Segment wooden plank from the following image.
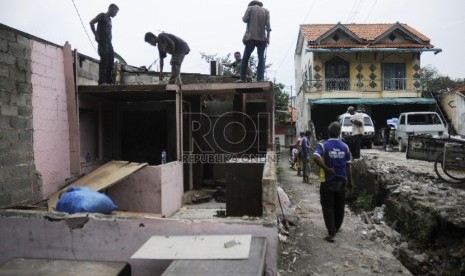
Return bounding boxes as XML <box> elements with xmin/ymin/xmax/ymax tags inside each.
<box><xmin>0</xmin><ymin>258</ymin><xmax>130</xmax><ymax>276</ymax></box>
<box><xmin>162</xmin><ymin>237</ymin><xmax>267</xmax><ymax>276</ymax></box>
<box><xmin>47</xmin><ymin>161</ymin><xmax>147</xmax><ymax>210</ymax></box>
<box><xmin>131</xmin><ymin>235</ymin><xmax>252</xmax><ymax>260</ymax></box>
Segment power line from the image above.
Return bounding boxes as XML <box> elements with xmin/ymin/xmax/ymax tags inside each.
<box><xmin>71</xmin><ymin>0</ymin><xmax>98</xmax><ymax>54</ymax></box>
<box><xmin>273</xmin><ymin>0</ymin><xmax>317</xmax><ymax>79</ymax></box>
<box><xmin>363</xmin><ymin>0</ymin><xmax>378</xmax><ymax>23</ymax></box>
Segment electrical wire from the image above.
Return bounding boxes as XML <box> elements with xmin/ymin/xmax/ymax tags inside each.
<box><xmin>363</xmin><ymin>0</ymin><xmax>378</xmax><ymax>23</ymax></box>
<box><xmin>273</xmin><ymin>0</ymin><xmax>317</xmax><ymax>79</ymax></box>
<box><xmin>71</xmin><ymin>0</ymin><xmax>98</xmax><ymax>54</ymax></box>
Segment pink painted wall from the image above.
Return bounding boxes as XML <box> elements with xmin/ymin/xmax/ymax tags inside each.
<box><xmin>108</xmin><ymin>161</ymin><xmax>183</xmax><ymax>217</ymax></box>
<box><xmin>31</xmin><ymin>41</ymin><xmax>71</xmax><ymax>198</ymax></box>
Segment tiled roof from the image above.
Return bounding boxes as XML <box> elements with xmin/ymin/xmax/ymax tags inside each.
<box><xmin>307</xmin><ymin>43</ymin><xmax>432</xmax><ymax>49</ymax></box>
<box><xmin>300</xmin><ymin>23</ymin><xmax>432</xmax><ymax>48</ymax></box>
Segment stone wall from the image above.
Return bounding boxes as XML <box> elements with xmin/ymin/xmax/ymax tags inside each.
<box><xmin>0</xmin><ymin>24</ymin><xmax>34</xmax><ymax>207</ymax></box>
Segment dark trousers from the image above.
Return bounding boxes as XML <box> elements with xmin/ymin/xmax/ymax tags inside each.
<box><xmin>98</xmin><ymin>42</ymin><xmax>114</xmax><ymax>84</ymax></box>
<box><xmin>320</xmin><ymin>179</ymin><xmax>346</xmax><ymax>236</ymax></box>
<box><xmin>168</xmin><ymin>54</ymin><xmax>186</xmax><ymax>84</ymax></box>
<box><xmin>241</xmin><ymin>40</ymin><xmax>267</xmax><ymax>81</ymax></box>
<box><xmin>349</xmin><ymin>134</ymin><xmax>362</xmax><ymax>159</ymax></box>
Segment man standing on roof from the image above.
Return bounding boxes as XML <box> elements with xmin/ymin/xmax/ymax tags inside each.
<box><xmin>347</xmin><ymin>106</ymin><xmax>364</xmax><ymax>159</ymax></box>
<box><xmin>237</xmin><ymin>1</ymin><xmax>271</xmax><ymax>83</ymax></box>
<box><xmin>144</xmin><ymin>32</ymin><xmax>190</xmax><ymax>85</ymax></box>
<box><xmin>90</xmin><ymin>4</ymin><xmax>119</xmax><ymax>85</ymax></box>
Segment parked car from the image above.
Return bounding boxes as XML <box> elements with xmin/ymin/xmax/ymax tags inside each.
<box><xmin>395</xmin><ymin>111</ymin><xmax>446</xmax><ymax>152</ymax></box>
<box><xmin>338</xmin><ymin>112</ymin><xmax>375</xmax><ymax>148</ymax></box>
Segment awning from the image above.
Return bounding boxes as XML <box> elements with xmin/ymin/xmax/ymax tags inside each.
<box><xmin>310</xmin><ymin>98</ymin><xmax>437</xmax><ymax>106</ymax></box>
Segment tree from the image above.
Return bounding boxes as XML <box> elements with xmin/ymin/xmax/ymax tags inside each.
<box><xmin>274</xmin><ymin>82</ymin><xmax>290</xmax><ymax>122</ymax></box>
<box><xmin>421</xmin><ymin>65</ymin><xmax>464</xmax><ymax>95</ymax></box>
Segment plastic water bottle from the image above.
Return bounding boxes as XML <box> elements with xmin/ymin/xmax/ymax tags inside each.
<box><xmin>161</xmin><ymin>150</ymin><xmax>167</xmax><ymax>164</ymax></box>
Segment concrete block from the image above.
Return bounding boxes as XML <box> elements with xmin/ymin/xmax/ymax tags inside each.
<box><xmin>17</xmin><ymin>57</ymin><xmax>31</xmax><ymax>73</ymax></box>
<box><xmin>45</xmin><ymin>45</ymin><xmax>59</xmax><ymax>59</ymax></box>
<box><xmin>0</xmin><ymin>193</ymin><xmax>12</xmax><ymax>208</ymax></box>
<box><xmin>0</xmin><ymin>39</ymin><xmax>7</xmax><ymax>52</ymax></box>
<box><xmin>24</xmin><ymin>48</ymin><xmax>32</xmax><ymax>61</ymax></box>
<box><xmin>17</xmin><ymin>82</ymin><xmax>32</xmax><ymax>94</ymax></box>
<box><xmin>18</xmin><ymin>129</ymin><xmax>32</xmax><ymax>142</ymax></box>
<box><xmin>0</xmin><ymin>64</ymin><xmax>8</xmax><ymax>77</ymax></box>
<box><xmin>0</xmin><ymin>105</ymin><xmax>18</xmax><ymax>116</ymax></box>
<box><xmin>8</xmin><ymin>42</ymin><xmax>26</xmax><ymax>58</ymax></box>
<box><xmin>11</xmin><ymin>188</ymin><xmax>32</xmax><ymax>203</ymax></box>
<box><xmin>0</xmin><ymin>140</ymin><xmax>9</xmax><ymax>152</ymax></box>
<box><xmin>0</xmin><ymin>90</ymin><xmax>10</xmax><ymax>103</ymax></box>
<box><xmin>0</xmin><ymin>52</ymin><xmax>16</xmax><ymax>65</ymax></box>
<box><xmin>0</xmin><ymin>115</ymin><xmax>11</xmax><ymax>129</ymax></box>
<box><xmin>18</xmin><ymin>106</ymin><xmax>32</xmax><ymax>117</ymax></box>
<box><xmin>1</xmin><ymin>152</ymin><xmax>31</xmax><ymax>166</ymax></box>
<box><xmin>16</xmin><ymin>35</ymin><xmax>30</xmax><ymax>47</ymax></box>
<box><xmin>10</xmin><ymin>139</ymin><xmax>31</xmax><ymax>151</ymax></box>
<box><xmin>0</xmin><ymin>29</ymin><xmax>16</xmax><ymax>41</ymax></box>
<box><xmin>0</xmin><ymin>76</ymin><xmax>16</xmax><ymax>92</ymax></box>
<box><xmin>9</xmin><ymin>68</ymin><xmax>27</xmax><ymax>82</ymax></box>
<box><xmin>10</xmin><ymin>117</ymin><xmax>28</xmax><ymax>129</ymax></box>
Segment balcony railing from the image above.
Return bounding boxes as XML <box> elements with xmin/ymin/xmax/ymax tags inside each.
<box><xmin>306</xmin><ymin>78</ymin><xmax>420</xmax><ymax>92</ymax></box>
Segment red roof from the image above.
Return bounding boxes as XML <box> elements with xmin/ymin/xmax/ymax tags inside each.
<box><xmin>300</xmin><ymin>23</ymin><xmax>433</xmax><ymax>49</ymax></box>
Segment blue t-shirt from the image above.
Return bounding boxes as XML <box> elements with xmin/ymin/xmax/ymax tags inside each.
<box><xmin>300</xmin><ymin>136</ymin><xmax>311</xmax><ymax>158</ymax></box>
<box><xmin>313</xmin><ymin>138</ymin><xmax>352</xmax><ymax>182</ymax></box>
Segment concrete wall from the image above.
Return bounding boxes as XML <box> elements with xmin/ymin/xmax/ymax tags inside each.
<box><xmin>31</xmin><ymin>40</ymin><xmax>71</xmax><ymax>198</ymax></box>
<box><xmin>0</xmin><ymin>26</ymin><xmax>34</xmax><ymax>207</ymax></box>
<box><xmin>0</xmin><ymin>211</ymin><xmax>278</xmax><ymax>276</ymax></box>
<box><xmin>107</xmin><ymin>161</ymin><xmax>183</xmax><ymax>217</ymax></box>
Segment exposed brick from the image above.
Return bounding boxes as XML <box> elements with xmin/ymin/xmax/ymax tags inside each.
<box><xmin>0</xmin><ymin>52</ymin><xmax>16</xmax><ymax>65</ymax></box>
<box><xmin>9</xmin><ymin>67</ymin><xmax>27</xmax><ymax>82</ymax></box>
<box><xmin>0</xmin><ymin>141</ymin><xmax>9</xmax><ymax>152</ymax></box>
<box><xmin>0</xmin><ymin>115</ymin><xmax>11</xmax><ymax>129</ymax></box>
<box><xmin>0</xmin><ymin>153</ymin><xmax>32</xmax><ymax>168</ymax></box>
<box><xmin>0</xmin><ymin>29</ymin><xmax>16</xmax><ymax>41</ymax></box>
<box><xmin>10</xmin><ymin>117</ymin><xmax>28</xmax><ymax>129</ymax></box>
<box><xmin>0</xmin><ymin>104</ymin><xmax>18</xmax><ymax>116</ymax></box>
<box><xmin>24</xmin><ymin>48</ymin><xmax>32</xmax><ymax>61</ymax></box>
<box><xmin>0</xmin><ymin>64</ymin><xmax>8</xmax><ymax>77</ymax></box>
<box><xmin>17</xmin><ymin>57</ymin><xmax>31</xmax><ymax>73</ymax></box>
<box><xmin>0</xmin><ymin>129</ymin><xmax>20</xmax><ymax>143</ymax></box>
<box><xmin>0</xmin><ymin>193</ymin><xmax>12</xmax><ymax>208</ymax></box>
<box><xmin>17</xmin><ymin>82</ymin><xmax>32</xmax><ymax>94</ymax></box>
<box><xmin>0</xmin><ymin>76</ymin><xmax>16</xmax><ymax>92</ymax></box>
<box><xmin>0</xmin><ymin>90</ymin><xmax>10</xmax><ymax>102</ymax></box>
<box><xmin>7</xmin><ymin>42</ymin><xmax>26</xmax><ymax>58</ymax></box>
<box><xmin>10</xmin><ymin>139</ymin><xmax>32</xmax><ymax>151</ymax></box>
<box><xmin>18</xmin><ymin>129</ymin><xmax>32</xmax><ymax>142</ymax></box>
<box><xmin>18</xmin><ymin>106</ymin><xmax>32</xmax><ymax>117</ymax></box>
<box><xmin>0</xmin><ymin>39</ymin><xmax>7</xmax><ymax>52</ymax></box>
<box><xmin>16</xmin><ymin>35</ymin><xmax>30</xmax><ymax>47</ymax></box>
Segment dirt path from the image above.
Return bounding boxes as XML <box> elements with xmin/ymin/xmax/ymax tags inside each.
<box><xmin>277</xmin><ymin>153</ymin><xmax>411</xmax><ymax>276</ymax></box>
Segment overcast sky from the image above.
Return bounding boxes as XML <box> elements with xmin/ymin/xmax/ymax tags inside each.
<box><xmin>1</xmin><ymin>0</ymin><xmax>464</xmax><ymax>93</ymax></box>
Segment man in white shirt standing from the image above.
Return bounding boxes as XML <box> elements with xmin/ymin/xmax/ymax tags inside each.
<box><xmin>347</xmin><ymin>106</ymin><xmax>364</xmax><ymax>159</ymax></box>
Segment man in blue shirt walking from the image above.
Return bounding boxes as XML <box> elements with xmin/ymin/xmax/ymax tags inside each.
<box><xmin>313</xmin><ymin>121</ymin><xmax>352</xmax><ymax>242</ymax></box>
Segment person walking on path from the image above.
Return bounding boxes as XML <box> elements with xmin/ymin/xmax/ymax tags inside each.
<box><xmin>300</xmin><ymin>130</ymin><xmax>312</xmax><ymax>184</ymax></box>
<box><xmin>295</xmin><ymin>132</ymin><xmax>304</xmax><ymax>176</ymax></box>
<box><xmin>347</xmin><ymin>106</ymin><xmax>364</xmax><ymax>159</ymax></box>
<box><xmin>313</xmin><ymin>121</ymin><xmax>352</xmax><ymax>242</ymax></box>
<box><xmin>237</xmin><ymin>1</ymin><xmax>271</xmax><ymax>82</ymax></box>
<box><xmin>144</xmin><ymin>32</ymin><xmax>190</xmax><ymax>84</ymax></box>
<box><xmin>90</xmin><ymin>4</ymin><xmax>119</xmax><ymax>85</ymax></box>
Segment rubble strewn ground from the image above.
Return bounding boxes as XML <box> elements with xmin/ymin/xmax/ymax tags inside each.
<box><xmin>276</xmin><ymin>150</ymin><xmax>411</xmax><ymax>275</ymax></box>
<box><xmin>277</xmin><ymin>146</ymin><xmax>465</xmax><ymax>275</ymax></box>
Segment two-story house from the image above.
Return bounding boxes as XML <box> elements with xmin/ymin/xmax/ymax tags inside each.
<box><xmin>294</xmin><ymin>22</ymin><xmax>441</xmax><ymax>139</ymax></box>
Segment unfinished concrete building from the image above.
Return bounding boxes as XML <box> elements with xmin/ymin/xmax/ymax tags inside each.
<box><xmin>0</xmin><ymin>23</ymin><xmax>278</xmax><ymax>275</ymax></box>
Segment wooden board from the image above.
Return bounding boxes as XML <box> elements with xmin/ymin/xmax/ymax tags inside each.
<box><xmin>0</xmin><ymin>258</ymin><xmax>130</xmax><ymax>276</ymax></box>
<box><xmin>131</xmin><ymin>235</ymin><xmax>252</xmax><ymax>260</ymax></box>
<box><xmin>162</xmin><ymin>237</ymin><xmax>267</xmax><ymax>276</ymax></box>
<box><xmin>47</xmin><ymin>161</ymin><xmax>147</xmax><ymax>210</ymax></box>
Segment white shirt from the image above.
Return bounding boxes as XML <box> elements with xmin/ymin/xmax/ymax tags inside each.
<box><xmin>351</xmin><ymin>112</ymin><xmax>365</xmax><ymax>135</ymax></box>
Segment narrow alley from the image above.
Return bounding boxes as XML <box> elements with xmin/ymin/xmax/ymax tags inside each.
<box><xmin>276</xmin><ymin>150</ymin><xmax>412</xmax><ymax>275</ymax></box>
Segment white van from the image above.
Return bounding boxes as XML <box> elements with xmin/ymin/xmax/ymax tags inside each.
<box><xmin>395</xmin><ymin>111</ymin><xmax>446</xmax><ymax>152</ymax></box>
<box><xmin>338</xmin><ymin>113</ymin><xmax>375</xmax><ymax>148</ymax></box>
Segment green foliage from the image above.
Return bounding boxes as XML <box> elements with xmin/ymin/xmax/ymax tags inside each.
<box><xmin>274</xmin><ymin>82</ymin><xmax>290</xmax><ymax>122</ymax></box>
<box><xmin>353</xmin><ymin>193</ymin><xmax>374</xmax><ymax>212</ymax></box>
<box><xmin>276</xmin><ymin>166</ymin><xmax>284</xmax><ymax>177</ymax></box>
<box><xmin>421</xmin><ymin>65</ymin><xmax>464</xmax><ymax>95</ymax></box>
